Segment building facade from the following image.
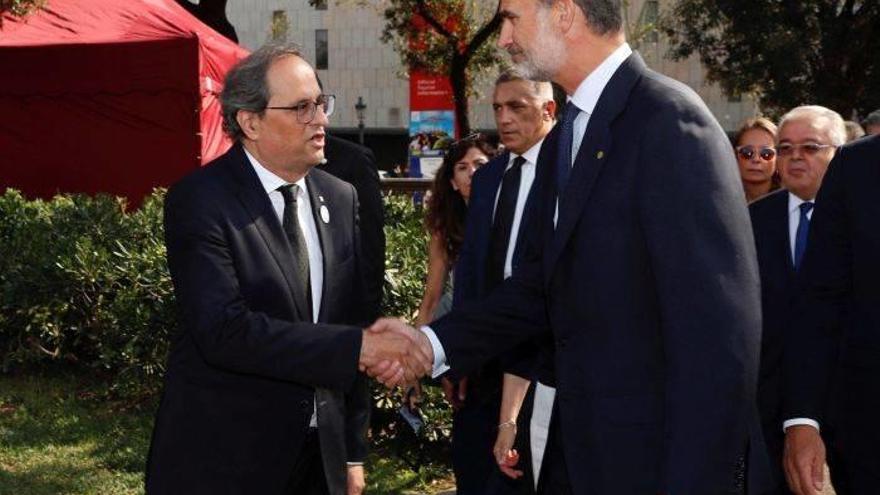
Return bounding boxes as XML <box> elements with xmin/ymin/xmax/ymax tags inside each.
<box><xmin>226</xmin><ymin>0</ymin><xmax>758</xmax><ymax>138</ymax></box>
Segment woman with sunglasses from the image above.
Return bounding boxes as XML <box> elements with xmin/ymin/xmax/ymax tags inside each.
<box><xmin>415</xmin><ymin>134</ymin><xmax>497</xmax><ymax>327</ymax></box>
<box><xmin>734</xmin><ymin>118</ymin><xmax>780</xmax><ymax>202</ymax></box>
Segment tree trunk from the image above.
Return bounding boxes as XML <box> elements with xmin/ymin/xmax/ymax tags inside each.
<box><xmin>450</xmin><ymin>51</ymin><xmax>470</xmax><ymax>137</ymax></box>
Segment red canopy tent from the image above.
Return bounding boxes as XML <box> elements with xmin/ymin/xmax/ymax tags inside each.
<box><xmin>0</xmin><ymin>0</ymin><xmax>249</xmax><ymax>204</ymax></box>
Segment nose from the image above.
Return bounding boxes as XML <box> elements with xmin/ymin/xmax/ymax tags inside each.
<box><xmin>468</xmin><ymin>165</ymin><xmax>477</xmax><ymax>178</ymax></box>
<box><xmin>497</xmin><ymin>20</ymin><xmax>513</xmax><ymax>49</ymax></box>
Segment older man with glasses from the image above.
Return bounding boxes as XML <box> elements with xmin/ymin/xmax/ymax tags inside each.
<box><xmin>748</xmin><ymin>105</ymin><xmax>846</xmax><ymax>495</ymax></box>
<box><xmin>144</xmin><ymin>42</ymin><xmax>417</xmax><ymax>495</ymax></box>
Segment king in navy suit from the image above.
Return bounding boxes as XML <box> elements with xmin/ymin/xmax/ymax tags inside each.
<box><xmin>366</xmin><ymin>1</ymin><xmax>771</xmax><ymax>494</ymax></box>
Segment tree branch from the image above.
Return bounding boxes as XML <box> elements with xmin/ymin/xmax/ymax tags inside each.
<box><xmin>414</xmin><ymin>0</ymin><xmax>455</xmax><ymax>40</ymax></box>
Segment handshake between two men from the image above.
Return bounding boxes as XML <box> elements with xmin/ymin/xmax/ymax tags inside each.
<box><xmin>358</xmin><ymin>318</ymin><xmax>435</xmax><ymax>389</ymax></box>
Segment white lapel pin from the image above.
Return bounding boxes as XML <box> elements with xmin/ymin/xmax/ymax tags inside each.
<box><xmin>320</xmin><ymin>204</ymin><xmax>330</xmax><ymax>224</ymax></box>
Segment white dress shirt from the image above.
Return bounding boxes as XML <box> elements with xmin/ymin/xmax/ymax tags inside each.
<box><xmin>244</xmin><ymin>149</ymin><xmax>325</xmax><ymax>427</ymax></box>
<box><xmin>494</xmin><ymin>139</ymin><xmax>542</xmax><ymax>279</ymax></box>
<box><xmin>782</xmin><ymin>191</ymin><xmax>820</xmax><ymax>433</ymax></box>
<box><xmin>245</xmin><ymin>149</ymin><xmax>324</xmax><ymax>321</ymax></box>
<box><xmin>423</xmin><ymin>43</ymin><xmax>634</xmax><ymax>378</ymax></box>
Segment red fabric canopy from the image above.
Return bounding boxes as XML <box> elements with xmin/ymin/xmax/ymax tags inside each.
<box><xmin>0</xmin><ymin>0</ymin><xmax>249</xmax><ymax>205</ymax></box>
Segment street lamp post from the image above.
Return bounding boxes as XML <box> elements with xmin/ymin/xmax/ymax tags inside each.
<box><xmin>355</xmin><ymin>96</ymin><xmax>367</xmax><ymax>145</ymax></box>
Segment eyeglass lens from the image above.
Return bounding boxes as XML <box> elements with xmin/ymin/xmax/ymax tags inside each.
<box><xmin>737</xmin><ymin>146</ymin><xmax>776</xmax><ymax>161</ymax></box>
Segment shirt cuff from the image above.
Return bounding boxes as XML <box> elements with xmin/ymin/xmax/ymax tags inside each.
<box><xmin>420</xmin><ymin>325</ymin><xmax>450</xmax><ymax>378</ymax></box>
<box><xmin>346</xmin><ymin>462</ymin><xmax>364</xmax><ymax>467</ymax></box>
<box><xmin>783</xmin><ymin>418</ymin><xmax>820</xmax><ymax>433</ymax></box>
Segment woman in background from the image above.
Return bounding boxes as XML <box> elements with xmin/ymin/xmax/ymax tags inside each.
<box><xmin>734</xmin><ymin>117</ymin><xmax>780</xmax><ymax>202</ymax></box>
<box><xmin>415</xmin><ymin>134</ymin><xmax>496</xmax><ymax>327</ymax></box>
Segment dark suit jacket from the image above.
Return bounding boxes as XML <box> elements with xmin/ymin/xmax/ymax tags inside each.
<box><xmin>786</xmin><ymin>135</ymin><xmax>880</xmax><ymax>465</ymax></box>
<box><xmin>146</xmin><ymin>144</ymin><xmax>369</xmax><ymax>495</ymax></box>
<box><xmin>749</xmin><ymin>189</ymin><xmax>796</xmax><ymax>492</ymax></box>
<box><xmin>319</xmin><ymin>135</ymin><xmax>385</xmax><ymax>321</ymax></box>
<box><xmin>432</xmin><ymin>52</ymin><xmax>768</xmax><ymax>495</ymax></box>
<box><xmin>452</xmin><ymin>151</ymin><xmax>546</xmax><ymax>393</ymax></box>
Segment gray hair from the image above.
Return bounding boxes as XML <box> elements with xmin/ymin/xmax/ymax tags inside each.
<box><xmin>778</xmin><ymin>105</ymin><xmax>847</xmax><ymax>147</ymax></box>
<box><xmin>220</xmin><ymin>42</ymin><xmax>304</xmax><ymax>141</ymax></box>
<box><xmin>495</xmin><ymin>67</ymin><xmax>555</xmax><ymax>101</ymax></box>
<box><xmin>538</xmin><ymin>0</ymin><xmax>622</xmax><ymax>35</ymax></box>
<box><xmin>863</xmin><ymin>108</ymin><xmax>880</xmax><ymax>129</ymax></box>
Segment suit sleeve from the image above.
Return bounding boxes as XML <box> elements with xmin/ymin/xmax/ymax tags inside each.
<box><xmin>638</xmin><ymin>101</ymin><xmax>761</xmax><ymax>493</ymax></box>
<box><xmin>433</xmin><ymin>159</ymin><xmax>552</xmax><ymax>376</ymax></box>
<box><xmin>784</xmin><ymin>148</ymin><xmax>852</xmax><ymax>423</ymax></box>
<box><xmin>163</xmin><ymin>180</ymin><xmax>362</xmax><ymax>390</ymax></box>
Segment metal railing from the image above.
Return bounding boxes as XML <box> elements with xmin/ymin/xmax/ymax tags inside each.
<box><xmin>380</xmin><ymin>178</ymin><xmax>432</xmax><ymax>195</ymax></box>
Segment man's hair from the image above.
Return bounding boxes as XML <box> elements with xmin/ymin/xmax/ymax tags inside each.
<box><xmin>220</xmin><ymin>42</ymin><xmax>304</xmax><ymax>141</ymax></box>
<box><xmin>778</xmin><ymin>105</ymin><xmax>847</xmax><ymax>147</ymax></box>
<box><xmin>862</xmin><ymin>108</ymin><xmax>880</xmax><ymax>129</ymax></box>
<box><xmin>495</xmin><ymin>67</ymin><xmax>555</xmax><ymax>102</ymax></box>
<box><xmin>539</xmin><ymin>0</ymin><xmax>622</xmax><ymax>35</ymax></box>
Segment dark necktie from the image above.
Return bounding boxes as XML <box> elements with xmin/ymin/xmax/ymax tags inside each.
<box><xmin>556</xmin><ymin>101</ymin><xmax>581</xmax><ymax>197</ymax></box>
<box><xmin>278</xmin><ymin>184</ymin><xmax>313</xmax><ymax>320</ymax></box>
<box><xmin>486</xmin><ymin>156</ymin><xmax>525</xmax><ymax>291</ymax></box>
<box><xmin>794</xmin><ymin>201</ymin><xmax>814</xmax><ymax>270</ymax></box>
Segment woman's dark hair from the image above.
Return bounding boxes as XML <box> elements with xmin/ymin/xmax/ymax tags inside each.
<box><xmin>425</xmin><ymin>134</ymin><xmax>497</xmax><ymax>262</ymax></box>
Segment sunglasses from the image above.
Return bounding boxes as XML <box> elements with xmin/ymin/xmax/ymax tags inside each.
<box><xmin>776</xmin><ymin>142</ymin><xmax>835</xmax><ymax>157</ymax></box>
<box><xmin>736</xmin><ymin>145</ymin><xmax>776</xmax><ymax>161</ymax></box>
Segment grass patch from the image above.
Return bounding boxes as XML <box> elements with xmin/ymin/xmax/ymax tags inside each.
<box><xmin>0</xmin><ymin>370</ymin><xmax>452</xmax><ymax>494</ymax></box>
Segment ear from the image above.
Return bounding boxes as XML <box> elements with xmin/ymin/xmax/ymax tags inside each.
<box><xmin>236</xmin><ymin>109</ymin><xmax>262</xmax><ymax>141</ymax></box>
<box><xmin>555</xmin><ymin>0</ymin><xmax>577</xmax><ymax>33</ymax></box>
<box><xmin>543</xmin><ymin>100</ymin><xmax>557</xmax><ymax>121</ymax></box>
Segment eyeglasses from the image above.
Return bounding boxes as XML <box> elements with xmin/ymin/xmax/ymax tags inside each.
<box><xmin>265</xmin><ymin>94</ymin><xmax>336</xmax><ymax>124</ymax></box>
<box><xmin>447</xmin><ymin>132</ymin><xmax>485</xmax><ymax>151</ymax></box>
<box><xmin>776</xmin><ymin>142</ymin><xmax>835</xmax><ymax>157</ymax></box>
<box><xmin>736</xmin><ymin>145</ymin><xmax>776</xmax><ymax>161</ymax></box>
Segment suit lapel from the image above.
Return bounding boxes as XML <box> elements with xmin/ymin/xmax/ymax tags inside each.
<box><xmin>306</xmin><ymin>173</ymin><xmax>332</xmax><ymax>323</ymax></box>
<box><xmin>227</xmin><ymin>144</ymin><xmax>309</xmax><ymax>321</ymax></box>
<box><xmin>546</xmin><ymin>53</ymin><xmax>646</xmax><ymax>275</ymax></box>
<box><xmin>475</xmin><ymin>153</ymin><xmax>509</xmax><ymax>297</ymax></box>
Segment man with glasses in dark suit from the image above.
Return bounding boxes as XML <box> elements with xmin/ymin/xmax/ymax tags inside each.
<box><xmin>749</xmin><ymin>105</ymin><xmax>846</xmax><ymax>494</ymax></box>
<box><xmin>145</xmin><ymin>42</ymin><xmax>421</xmax><ymax>495</ymax></box>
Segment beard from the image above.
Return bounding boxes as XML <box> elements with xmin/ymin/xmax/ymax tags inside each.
<box><xmin>510</xmin><ymin>7</ymin><xmax>565</xmax><ymax>81</ymax></box>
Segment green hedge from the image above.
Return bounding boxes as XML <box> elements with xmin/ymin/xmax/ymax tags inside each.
<box><xmin>0</xmin><ymin>188</ymin><xmax>451</xmax><ymax>455</ymax></box>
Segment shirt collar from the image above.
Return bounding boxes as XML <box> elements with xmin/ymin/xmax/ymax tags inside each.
<box><xmin>569</xmin><ymin>42</ymin><xmax>633</xmax><ymax>114</ymax></box>
<box><xmin>510</xmin><ymin>137</ymin><xmax>545</xmax><ymax>167</ymax></box>
<box><xmin>244</xmin><ymin>147</ymin><xmax>308</xmax><ymax>195</ymax></box>
<box><xmin>788</xmin><ymin>192</ymin><xmax>814</xmax><ymax>214</ymax></box>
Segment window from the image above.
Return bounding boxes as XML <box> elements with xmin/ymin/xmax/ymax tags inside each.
<box><xmin>315</xmin><ymin>29</ymin><xmax>329</xmax><ymax>70</ymax></box>
<box><xmin>271</xmin><ymin>10</ymin><xmax>288</xmax><ymax>41</ymax></box>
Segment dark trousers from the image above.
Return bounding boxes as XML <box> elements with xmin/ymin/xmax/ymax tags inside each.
<box><xmin>286</xmin><ymin>428</ymin><xmax>329</xmax><ymax>495</ymax></box>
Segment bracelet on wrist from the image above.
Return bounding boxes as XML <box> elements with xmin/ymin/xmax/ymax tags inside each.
<box><xmin>498</xmin><ymin>420</ymin><xmax>517</xmax><ymax>429</ymax></box>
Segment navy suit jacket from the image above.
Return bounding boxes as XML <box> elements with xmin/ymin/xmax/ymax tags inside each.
<box><xmin>452</xmin><ymin>151</ymin><xmax>546</xmax><ymax>393</ymax></box>
<box><xmin>786</xmin><ymin>135</ymin><xmax>880</xmax><ymax>464</ymax></box>
<box><xmin>453</xmin><ymin>151</ymin><xmax>537</xmax><ymax>306</ymax></box>
<box><xmin>146</xmin><ymin>144</ymin><xmax>369</xmax><ymax>495</ymax></box>
<box><xmin>432</xmin><ymin>52</ymin><xmax>769</xmax><ymax>495</ymax></box>
<box><xmin>749</xmin><ymin>189</ymin><xmax>796</xmax><ymax>491</ymax></box>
